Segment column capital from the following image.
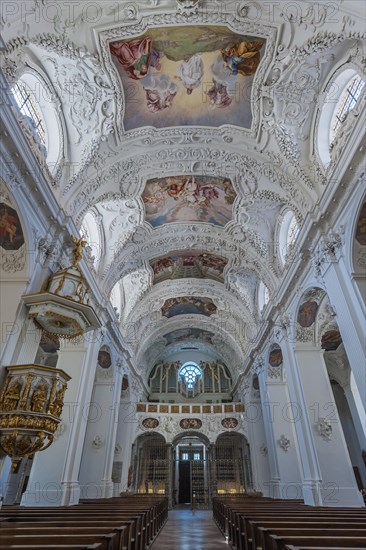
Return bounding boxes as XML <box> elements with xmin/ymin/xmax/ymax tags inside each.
<box><xmin>312</xmin><ymin>229</ymin><xmax>344</xmax><ymax>280</ymax></box>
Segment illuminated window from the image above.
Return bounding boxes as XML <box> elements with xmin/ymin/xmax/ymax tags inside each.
<box><xmin>79</xmin><ymin>211</ymin><xmax>101</xmax><ymax>269</ymax></box>
<box><xmin>12</xmin><ymin>80</ymin><xmax>46</xmax><ymax>147</ymax></box>
<box><xmin>179</xmin><ymin>363</ymin><xmax>202</xmax><ymax>389</ymax></box>
<box><xmin>318</xmin><ymin>68</ymin><xmax>365</xmax><ymax>167</ymax></box>
<box><xmin>331</xmin><ymin>75</ymin><xmax>365</xmax><ymax>143</ymax></box>
<box><xmin>258</xmin><ymin>281</ymin><xmax>269</xmax><ymax>313</ymax></box>
<box><xmin>279</xmin><ymin>210</ymin><xmax>299</xmax><ymax>265</ymax></box>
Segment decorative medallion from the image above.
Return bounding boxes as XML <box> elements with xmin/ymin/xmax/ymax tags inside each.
<box><xmin>0</xmin><ymin>202</ymin><xmax>24</xmax><ymax>251</ymax></box>
<box><xmin>180</xmin><ymin>418</ymin><xmax>202</xmax><ymax>429</ymax></box>
<box><xmin>98</xmin><ymin>350</ymin><xmax>112</xmax><ymax>369</ymax></box>
<box><xmin>221</xmin><ymin>417</ymin><xmax>238</xmax><ymax>429</ymax></box>
<box><xmin>297</xmin><ymin>300</ymin><xmax>318</xmax><ymax>328</ymax></box>
<box><xmin>122</xmin><ymin>375</ymin><xmax>129</xmax><ymax>390</ymax></box>
<box><xmin>142</xmin><ymin>417</ymin><xmax>159</xmax><ymax>429</ymax></box>
<box><xmin>268</xmin><ymin>348</ymin><xmax>283</xmax><ymax>367</ymax></box>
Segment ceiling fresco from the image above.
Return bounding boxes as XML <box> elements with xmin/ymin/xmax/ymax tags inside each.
<box><xmin>161</xmin><ymin>296</ymin><xmax>217</xmax><ymax>318</ymax></box>
<box><xmin>142</xmin><ymin>175</ymin><xmax>236</xmax><ymax>227</ymax></box>
<box><xmin>109</xmin><ymin>26</ymin><xmax>265</xmax><ymax>130</ymax></box>
<box><xmin>163</xmin><ymin>328</ymin><xmax>215</xmax><ymax>346</ymax></box>
<box><xmin>150</xmin><ymin>252</ymin><xmax>227</xmax><ymax>283</ymax></box>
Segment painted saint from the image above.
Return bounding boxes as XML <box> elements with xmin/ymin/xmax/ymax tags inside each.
<box><xmin>297</xmin><ymin>300</ymin><xmax>318</xmax><ymax>328</ymax></box>
<box><xmin>221</xmin><ymin>40</ymin><xmax>264</xmax><ymax>77</ymax></box>
<box><xmin>110</xmin><ymin>36</ymin><xmax>160</xmax><ymax>80</ymax></box>
<box><xmin>177</xmin><ymin>53</ymin><xmax>204</xmax><ymax>94</ymax></box>
<box><xmin>142</xmin><ymin>73</ymin><xmax>177</xmax><ymax>113</ymax></box>
<box><xmin>0</xmin><ymin>203</ymin><xmax>24</xmax><ymax>251</ymax></box>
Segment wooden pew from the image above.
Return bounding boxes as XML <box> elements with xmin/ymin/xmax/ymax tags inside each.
<box><xmin>0</xmin><ymin>496</ymin><xmax>168</xmax><ymax>550</ymax></box>
<box><xmin>270</xmin><ymin>535</ymin><xmax>366</xmax><ymax>550</ymax></box>
<box><xmin>212</xmin><ymin>496</ymin><xmax>366</xmax><ymax>550</ymax></box>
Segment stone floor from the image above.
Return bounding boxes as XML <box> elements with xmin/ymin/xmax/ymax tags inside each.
<box><xmin>151</xmin><ymin>505</ymin><xmax>228</xmax><ymax>550</ymax></box>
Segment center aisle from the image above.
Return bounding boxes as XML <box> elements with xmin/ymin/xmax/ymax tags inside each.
<box><xmin>150</xmin><ymin>505</ymin><xmax>227</xmax><ymax>550</ymax></box>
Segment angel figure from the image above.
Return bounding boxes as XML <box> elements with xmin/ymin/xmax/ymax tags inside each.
<box><xmin>71</xmin><ymin>235</ymin><xmax>87</xmax><ymax>267</ymax></box>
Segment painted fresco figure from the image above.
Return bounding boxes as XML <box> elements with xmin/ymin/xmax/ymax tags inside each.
<box><xmin>143</xmin><ymin>74</ymin><xmax>178</xmax><ymax>113</ymax></box>
<box><xmin>110</xmin><ymin>37</ymin><xmax>156</xmax><ymax>80</ymax></box>
<box><xmin>177</xmin><ymin>53</ymin><xmax>204</xmax><ymax>94</ymax></box>
<box><xmin>221</xmin><ymin>41</ymin><xmax>263</xmax><ymax>77</ymax></box>
<box><xmin>206</xmin><ymin>81</ymin><xmax>233</xmax><ymax>108</ymax></box>
<box><xmin>0</xmin><ymin>205</ymin><xmax>17</xmax><ymax>245</ymax></box>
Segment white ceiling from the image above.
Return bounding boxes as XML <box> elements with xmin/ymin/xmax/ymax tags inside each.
<box><xmin>2</xmin><ymin>0</ymin><xmax>365</xmax><ymax>381</ymax></box>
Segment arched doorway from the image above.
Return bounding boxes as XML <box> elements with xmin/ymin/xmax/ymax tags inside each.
<box><xmin>130</xmin><ymin>432</ymin><xmax>168</xmax><ymax>495</ymax></box>
<box><xmin>214</xmin><ymin>432</ymin><xmax>253</xmax><ymax>495</ymax></box>
<box><xmin>173</xmin><ymin>432</ymin><xmax>210</xmax><ymax>508</ymax></box>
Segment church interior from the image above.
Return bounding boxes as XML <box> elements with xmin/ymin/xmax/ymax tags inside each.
<box><xmin>0</xmin><ymin>0</ymin><xmax>365</xmax><ymax>548</ymax></box>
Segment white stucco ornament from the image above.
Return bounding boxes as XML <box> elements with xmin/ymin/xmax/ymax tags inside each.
<box><xmin>318</xmin><ymin>418</ymin><xmax>333</xmax><ymax>441</ymax></box>
<box><xmin>278</xmin><ymin>434</ymin><xmax>290</xmax><ymax>451</ymax></box>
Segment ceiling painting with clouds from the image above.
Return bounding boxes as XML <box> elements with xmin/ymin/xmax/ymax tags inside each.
<box><xmin>163</xmin><ymin>328</ymin><xmax>215</xmax><ymax>347</ymax></box>
<box><xmin>161</xmin><ymin>296</ymin><xmax>217</xmax><ymax>318</ymax></box>
<box><xmin>109</xmin><ymin>26</ymin><xmax>265</xmax><ymax>130</ymax></box>
<box><xmin>142</xmin><ymin>175</ymin><xmax>236</xmax><ymax>227</ymax></box>
<box><xmin>151</xmin><ymin>252</ymin><xmax>227</xmax><ymax>283</ymax></box>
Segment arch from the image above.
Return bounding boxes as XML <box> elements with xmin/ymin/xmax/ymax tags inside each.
<box><xmin>172</xmin><ymin>431</ymin><xmax>210</xmax><ymax>447</ymax></box>
<box><xmin>214</xmin><ymin>432</ymin><xmax>253</xmax><ymax>494</ymax></box>
<box><xmin>130</xmin><ymin>432</ymin><xmax>167</xmax><ymax>494</ymax></box>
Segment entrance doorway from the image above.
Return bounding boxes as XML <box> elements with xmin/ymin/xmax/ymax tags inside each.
<box><xmin>178</xmin><ymin>461</ymin><xmax>191</xmax><ymax>503</ymax></box>
<box><xmin>175</xmin><ymin>437</ymin><xmax>207</xmax><ymax>507</ymax></box>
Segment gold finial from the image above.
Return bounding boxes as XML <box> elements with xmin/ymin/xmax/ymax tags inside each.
<box><xmin>71</xmin><ymin>236</ymin><xmax>87</xmax><ymax>267</ymax></box>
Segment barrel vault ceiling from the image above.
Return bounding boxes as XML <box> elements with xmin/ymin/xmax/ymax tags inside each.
<box><xmin>1</xmin><ymin>0</ymin><xmax>365</xmax><ymax>384</ymax></box>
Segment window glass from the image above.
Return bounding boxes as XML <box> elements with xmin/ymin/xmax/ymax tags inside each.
<box><xmin>179</xmin><ymin>363</ymin><xmax>202</xmax><ymax>389</ymax></box>
<box><xmin>12</xmin><ymin>81</ymin><xmax>47</xmax><ymax>147</ymax></box>
<box><xmin>330</xmin><ymin>75</ymin><xmax>365</xmax><ymax>143</ymax></box>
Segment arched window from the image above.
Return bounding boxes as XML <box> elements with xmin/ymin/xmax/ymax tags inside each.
<box><xmin>258</xmin><ymin>281</ymin><xmax>269</xmax><ymax>313</ymax></box>
<box><xmin>317</xmin><ymin>68</ymin><xmax>365</xmax><ymax>167</ymax></box>
<box><xmin>178</xmin><ymin>362</ymin><xmax>202</xmax><ymax>389</ymax></box>
<box><xmin>79</xmin><ymin>211</ymin><xmax>101</xmax><ymax>268</ymax></box>
<box><xmin>330</xmin><ymin>74</ymin><xmax>365</xmax><ymax>143</ymax></box>
<box><xmin>279</xmin><ymin>210</ymin><xmax>299</xmax><ymax>265</ymax></box>
<box><xmin>11</xmin><ymin>73</ymin><xmax>62</xmax><ymax>173</ymax></box>
<box><xmin>12</xmin><ymin>80</ymin><xmax>46</xmax><ymax>146</ymax></box>
<box><xmin>110</xmin><ymin>281</ymin><xmax>122</xmax><ymax>317</ymax></box>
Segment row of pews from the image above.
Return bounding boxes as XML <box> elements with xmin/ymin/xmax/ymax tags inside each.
<box><xmin>0</xmin><ymin>495</ymin><xmax>168</xmax><ymax>550</ymax></box>
<box><xmin>213</xmin><ymin>495</ymin><xmax>366</xmax><ymax>550</ymax></box>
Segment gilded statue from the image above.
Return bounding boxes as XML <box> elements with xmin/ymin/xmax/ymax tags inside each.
<box><xmin>2</xmin><ymin>380</ymin><xmax>22</xmax><ymax>411</ymax></box>
<box><xmin>31</xmin><ymin>383</ymin><xmax>48</xmax><ymax>413</ymax></box>
<box><xmin>48</xmin><ymin>385</ymin><xmax>66</xmax><ymax>417</ymax></box>
<box><xmin>71</xmin><ymin>235</ymin><xmax>87</xmax><ymax>268</ymax></box>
